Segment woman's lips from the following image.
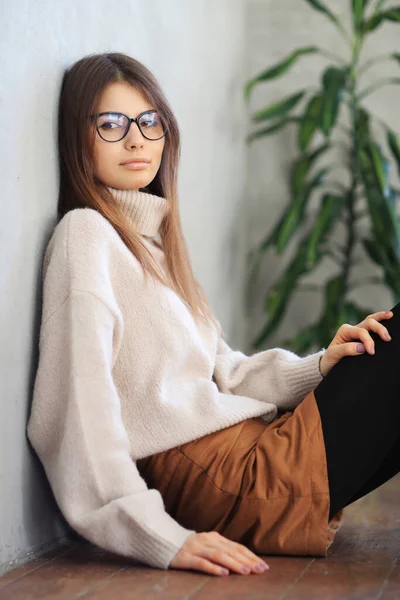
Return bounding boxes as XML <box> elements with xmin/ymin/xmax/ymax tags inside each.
<box><xmin>121</xmin><ymin>161</ymin><xmax>149</xmax><ymax>170</ymax></box>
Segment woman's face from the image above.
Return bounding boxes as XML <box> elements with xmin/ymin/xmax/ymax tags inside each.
<box><xmin>93</xmin><ymin>81</ymin><xmax>166</xmax><ymax>190</ymax></box>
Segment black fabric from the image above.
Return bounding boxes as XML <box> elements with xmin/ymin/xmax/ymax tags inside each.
<box><xmin>314</xmin><ymin>301</ymin><xmax>400</xmax><ymax>520</ymax></box>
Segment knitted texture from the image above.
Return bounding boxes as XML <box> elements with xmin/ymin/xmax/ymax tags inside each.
<box><xmin>27</xmin><ymin>186</ymin><xmax>326</xmax><ymax>569</ymax></box>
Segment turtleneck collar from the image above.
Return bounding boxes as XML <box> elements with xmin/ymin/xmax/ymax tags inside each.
<box><xmin>107</xmin><ymin>186</ymin><xmax>169</xmax><ymax>238</ymax></box>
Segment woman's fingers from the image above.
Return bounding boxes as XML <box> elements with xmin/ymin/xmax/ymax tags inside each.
<box><xmin>172</xmin><ymin>551</ymin><xmax>230</xmax><ymax>576</ymax></box>
<box><xmin>321</xmin><ymin>310</ymin><xmax>394</xmax><ymax>377</ymax></box>
<box><xmin>339</xmin><ymin>317</ymin><xmax>393</xmax><ymax>356</ymax></box>
<box><xmin>217</xmin><ymin>539</ymin><xmax>269</xmax><ymax>573</ymax></box>
<box><xmin>356</xmin><ymin>320</ymin><xmax>392</xmax><ymax>353</ymax></box>
<box><xmin>365</xmin><ymin>310</ymin><xmax>393</xmax><ymax>321</ymax></box>
<box><xmin>211</xmin><ymin>533</ymin><xmax>270</xmax><ymax>573</ymax></box>
<box><xmin>169</xmin><ymin>531</ymin><xmax>270</xmax><ymax>576</ymax></box>
<box><xmin>187</xmin><ymin>554</ymin><xmax>231</xmax><ymax>576</ymax></box>
<box><xmin>200</xmin><ymin>547</ymin><xmax>265</xmax><ymax>575</ymax></box>
<box><xmin>223</xmin><ymin>543</ymin><xmax>269</xmax><ymax>573</ymax></box>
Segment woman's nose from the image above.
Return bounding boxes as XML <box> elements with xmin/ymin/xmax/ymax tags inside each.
<box><xmin>125</xmin><ymin>121</ymin><xmax>145</xmax><ymax>147</ymax></box>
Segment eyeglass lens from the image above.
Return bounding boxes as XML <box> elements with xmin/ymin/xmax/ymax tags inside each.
<box><xmin>96</xmin><ymin>111</ymin><xmax>165</xmax><ymax>141</ymax></box>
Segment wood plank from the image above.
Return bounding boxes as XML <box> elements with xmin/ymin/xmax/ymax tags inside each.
<box><xmin>379</xmin><ymin>557</ymin><xmax>400</xmax><ymax>600</ymax></box>
<box><xmin>0</xmin><ymin>545</ymin><xmax>73</xmax><ymax>588</ymax></box>
<box><xmin>0</xmin><ymin>544</ymin><xmax>130</xmax><ymax>600</ymax></box>
<box><xmin>282</xmin><ymin>476</ymin><xmax>400</xmax><ymax>599</ymax></box>
<box><xmin>188</xmin><ymin>557</ymin><xmax>314</xmax><ymax>600</ymax></box>
<box><xmin>1</xmin><ymin>476</ymin><xmax>399</xmax><ymax>600</ymax></box>
<box><xmin>77</xmin><ymin>567</ymin><xmax>209</xmax><ymax>600</ymax></box>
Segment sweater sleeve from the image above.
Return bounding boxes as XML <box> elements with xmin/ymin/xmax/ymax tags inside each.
<box><xmin>27</xmin><ymin>289</ymin><xmax>195</xmax><ymax>570</ymax></box>
<box><xmin>213</xmin><ymin>332</ymin><xmax>326</xmax><ymax>411</ymax></box>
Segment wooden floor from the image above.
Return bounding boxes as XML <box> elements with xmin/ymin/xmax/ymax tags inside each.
<box><xmin>1</xmin><ymin>475</ymin><xmax>399</xmax><ymax>599</ymax></box>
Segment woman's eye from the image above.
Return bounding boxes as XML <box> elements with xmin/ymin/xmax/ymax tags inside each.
<box><xmin>101</xmin><ymin>121</ymin><xmax>119</xmax><ymax>130</ymax></box>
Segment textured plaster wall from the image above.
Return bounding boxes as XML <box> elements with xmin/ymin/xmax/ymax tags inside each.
<box><xmin>0</xmin><ymin>0</ymin><xmax>248</xmax><ymax>570</ymax></box>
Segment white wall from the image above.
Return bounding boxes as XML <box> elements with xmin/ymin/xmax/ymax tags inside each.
<box><xmin>0</xmin><ymin>0</ymin><xmax>248</xmax><ymax>570</ymax></box>
<box><xmin>244</xmin><ymin>0</ymin><xmax>400</xmax><ymax>351</ymax></box>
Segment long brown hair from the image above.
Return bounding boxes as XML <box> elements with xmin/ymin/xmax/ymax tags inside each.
<box><xmin>58</xmin><ymin>52</ymin><xmax>222</xmax><ymax>334</ymax></box>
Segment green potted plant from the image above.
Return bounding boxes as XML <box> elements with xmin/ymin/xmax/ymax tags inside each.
<box><xmin>244</xmin><ymin>0</ymin><xmax>400</xmax><ymax>353</ymax></box>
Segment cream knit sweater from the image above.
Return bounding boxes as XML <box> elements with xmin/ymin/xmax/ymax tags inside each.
<box><xmin>27</xmin><ymin>186</ymin><xmax>326</xmax><ymax>570</ymax></box>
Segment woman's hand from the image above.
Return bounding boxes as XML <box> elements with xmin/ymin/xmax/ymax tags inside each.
<box><xmin>169</xmin><ymin>531</ymin><xmax>270</xmax><ymax>576</ymax></box>
<box><xmin>319</xmin><ymin>310</ymin><xmax>394</xmax><ymax>377</ymax></box>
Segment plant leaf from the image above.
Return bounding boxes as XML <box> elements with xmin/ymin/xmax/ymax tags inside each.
<box><xmin>362</xmin><ymin>236</ymin><xmax>384</xmax><ymax>266</ymax></box>
<box><xmin>303</xmin><ymin>0</ymin><xmax>341</xmax><ymax>25</ymax></box>
<box><xmin>298</xmin><ymin>93</ymin><xmax>324</xmax><ymax>151</ymax></box>
<box><xmin>361</xmin><ymin>13</ymin><xmax>385</xmax><ymax>32</ymax></box>
<box><xmin>392</xmin><ymin>52</ymin><xmax>400</xmax><ymax>65</ymax></box>
<box><xmin>251</xmin><ymin>307</ymin><xmax>287</xmax><ymax>349</ymax></box>
<box><xmin>305</xmin><ymin>194</ymin><xmax>345</xmax><ymax>267</ymax></box>
<box><xmin>355</xmin><ymin>106</ymin><xmax>371</xmax><ymax>149</ymax></box>
<box><xmin>361</xmin><ymin>7</ymin><xmax>400</xmax><ymax>33</ymax></box>
<box><xmin>275</xmin><ymin>191</ymin><xmax>310</xmax><ymax>254</ymax></box>
<box><xmin>244</xmin><ymin>47</ymin><xmax>318</xmax><ymax>101</ymax></box>
<box><xmin>359</xmin><ymin>142</ymin><xmax>400</xmax><ymax>261</ymax></box>
<box><xmin>387</xmin><ymin>129</ymin><xmax>400</xmax><ymax>177</ymax></box>
<box><xmin>291</xmin><ymin>143</ymin><xmax>330</xmax><ymax>196</ymax></box>
<box><xmin>366</xmin><ymin>142</ymin><xmax>390</xmax><ymax>197</ymax></box>
<box><xmin>385</xmin><ymin>7</ymin><xmax>400</xmax><ymax>22</ymax></box>
<box><xmin>277</xmin><ymin>166</ymin><xmax>330</xmax><ymax>254</ymax></box>
<box><xmin>252</xmin><ymin>91</ymin><xmax>306</xmax><ymax>122</ymax></box>
<box><xmin>246</xmin><ymin>116</ymin><xmax>300</xmax><ymax>144</ymax></box>
<box><xmin>282</xmin><ymin>324</ymin><xmax>319</xmax><ymax>354</ymax></box>
<box><xmin>320</xmin><ymin>67</ymin><xmax>348</xmax><ymax>136</ymax></box>
<box><xmin>362</xmin><ymin>237</ymin><xmax>400</xmax><ymax>299</ymax></box>
<box><xmin>253</xmin><ymin>143</ymin><xmax>330</xmax><ymax>262</ymax></box>
<box><xmin>265</xmin><ymin>235</ymin><xmax>323</xmax><ymax>318</ymax></box>
<box><xmin>318</xmin><ymin>274</ymin><xmax>346</xmax><ymax>343</ymax></box>
<box><xmin>246</xmin><ymin>207</ymin><xmax>294</xmax><ymax>290</ymax></box>
<box><xmin>337</xmin><ymin>301</ymin><xmax>376</xmax><ymax>327</ymax></box>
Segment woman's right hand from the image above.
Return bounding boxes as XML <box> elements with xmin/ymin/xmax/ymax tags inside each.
<box><xmin>169</xmin><ymin>531</ymin><xmax>270</xmax><ymax>576</ymax></box>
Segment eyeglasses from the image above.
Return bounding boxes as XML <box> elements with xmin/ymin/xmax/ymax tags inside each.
<box><xmin>92</xmin><ymin>110</ymin><xmax>167</xmax><ymax>142</ymax></box>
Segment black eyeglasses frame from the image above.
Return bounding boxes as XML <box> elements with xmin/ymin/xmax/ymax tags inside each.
<box><xmin>91</xmin><ymin>109</ymin><xmax>167</xmax><ymax>142</ymax></box>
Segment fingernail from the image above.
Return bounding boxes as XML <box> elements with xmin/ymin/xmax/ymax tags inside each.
<box><xmin>385</xmin><ymin>311</ymin><xmax>393</xmax><ymax>314</ymax></box>
<box><xmin>385</xmin><ymin>332</ymin><xmax>391</xmax><ymax>340</ymax></box>
<box><xmin>370</xmin><ymin>346</ymin><xmax>375</xmax><ymax>354</ymax></box>
<box><xmin>241</xmin><ymin>566</ymin><xmax>250</xmax><ymax>573</ymax></box>
<box><xmin>356</xmin><ymin>343</ymin><xmax>365</xmax><ymax>353</ymax></box>
<box><xmin>262</xmin><ymin>561</ymin><xmax>270</xmax><ymax>570</ymax></box>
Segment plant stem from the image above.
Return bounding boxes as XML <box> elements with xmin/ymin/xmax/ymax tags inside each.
<box><xmin>342</xmin><ymin>30</ymin><xmax>365</xmax><ymax>305</ymax></box>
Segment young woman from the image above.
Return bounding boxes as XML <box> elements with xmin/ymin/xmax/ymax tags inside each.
<box><xmin>27</xmin><ymin>52</ymin><xmax>398</xmax><ymax>578</ymax></box>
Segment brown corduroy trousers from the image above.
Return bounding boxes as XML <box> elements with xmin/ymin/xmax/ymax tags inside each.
<box><xmin>136</xmin><ymin>391</ymin><xmax>344</xmax><ymax>556</ymax></box>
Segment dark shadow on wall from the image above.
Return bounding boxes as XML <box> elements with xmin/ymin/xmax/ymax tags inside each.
<box><xmin>20</xmin><ymin>214</ymin><xmax>76</xmax><ymax>568</ymax></box>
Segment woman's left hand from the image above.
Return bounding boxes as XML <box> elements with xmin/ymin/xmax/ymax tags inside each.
<box><xmin>319</xmin><ymin>310</ymin><xmax>394</xmax><ymax>378</ymax></box>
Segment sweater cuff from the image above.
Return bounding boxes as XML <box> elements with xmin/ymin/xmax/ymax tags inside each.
<box><xmin>282</xmin><ymin>348</ymin><xmax>326</xmax><ymax>407</ymax></box>
<box><xmin>135</xmin><ymin>512</ymin><xmax>196</xmax><ymax>570</ymax></box>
